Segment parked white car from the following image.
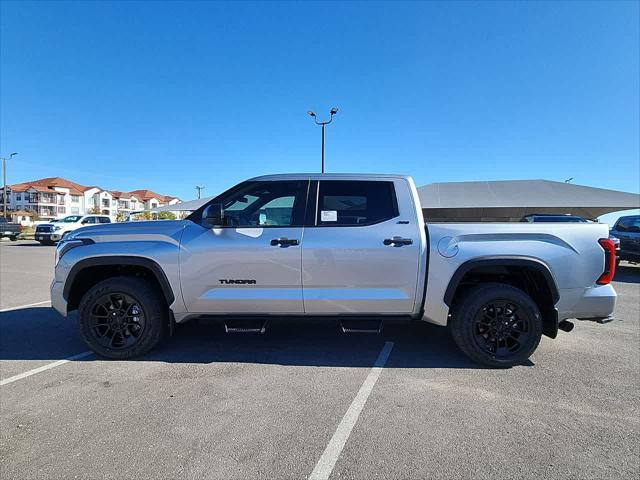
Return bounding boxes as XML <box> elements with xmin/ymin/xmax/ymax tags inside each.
<box><xmin>35</xmin><ymin>215</ymin><xmax>111</xmax><ymax>245</ymax></box>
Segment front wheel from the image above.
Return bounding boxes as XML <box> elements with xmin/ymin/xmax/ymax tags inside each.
<box><xmin>9</xmin><ymin>235</ymin><xmax>17</xmax><ymax>241</ymax></box>
<box><xmin>449</xmin><ymin>283</ymin><xmax>543</xmax><ymax>368</ymax></box>
<box><xmin>78</xmin><ymin>276</ymin><xmax>168</xmax><ymax>359</ymax></box>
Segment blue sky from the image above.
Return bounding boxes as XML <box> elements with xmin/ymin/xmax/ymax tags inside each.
<box><xmin>1</xmin><ymin>1</ymin><xmax>638</xmax><ymax>221</ymax></box>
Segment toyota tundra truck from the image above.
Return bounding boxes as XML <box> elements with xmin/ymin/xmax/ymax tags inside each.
<box><xmin>51</xmin><ymin>174</ymin><xmax>617</xmax><ymax>367</ymax></box>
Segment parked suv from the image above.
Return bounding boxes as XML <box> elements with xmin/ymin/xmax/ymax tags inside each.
<box><xmin>610</xmin><ymin>215</ymin><xmax>640</xmax><ymax>264</ymax></box>
<box><xmin>35</xmin><ymin>215</ymin><xmax>111</xmax><ymax>245</ymax></box>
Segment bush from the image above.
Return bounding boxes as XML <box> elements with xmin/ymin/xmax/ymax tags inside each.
<box><xmin>158</xmin><ymin>211</ymin><xmax>176</xmax><ymax>220</ymax></box>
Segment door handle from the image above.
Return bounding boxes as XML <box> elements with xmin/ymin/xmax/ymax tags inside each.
<box><xmin>270</xmin><ymin>237</ymin><xmax>299</xmax><ymax>247</ymax></box>
<box><xmin>383</xmin><ymin>237</ymin><xmax>413</xmax><ymax>246</ymax></box>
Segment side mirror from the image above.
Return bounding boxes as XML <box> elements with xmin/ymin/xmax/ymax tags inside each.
<box><xmin>203</xmin><ymin>203</ymin><xmax>224</xmax><ymax>227</ymax></box>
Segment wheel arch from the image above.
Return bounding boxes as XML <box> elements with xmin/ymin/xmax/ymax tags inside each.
<box><xmin>444</xmin><ymin>257</ymin><xmax>560</xmax><ymax>338</ymax></box>
<box><xmin>64</xmin><ymin>256</ymin><xmax>175</xmax><ymax>312</ymax></box>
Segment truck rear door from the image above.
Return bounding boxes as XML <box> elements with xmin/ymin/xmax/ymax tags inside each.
<box><xmin>301</xmin><ymin>178</ymin><xmax>422</xmax><ymax>314</ymax></box>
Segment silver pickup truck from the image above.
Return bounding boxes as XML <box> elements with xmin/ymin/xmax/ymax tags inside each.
<box><xmin>51</xmin><ymin>174</ymin><xmax>617</xmax><ymax>367</ymax></box>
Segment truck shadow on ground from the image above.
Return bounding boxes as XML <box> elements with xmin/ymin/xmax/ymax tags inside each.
<box><xmin>0</xmin><ymin>307</ymin><xmax>503</xmax><ymax>369</ymax></box>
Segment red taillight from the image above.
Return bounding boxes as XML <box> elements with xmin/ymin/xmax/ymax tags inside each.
<box><xmin>597</xmin><ymin>238</ymin><xmax>616</xmax><ymax>285</ymax></box>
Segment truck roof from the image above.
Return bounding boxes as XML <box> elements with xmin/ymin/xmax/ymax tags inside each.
<box><xmin>247</xmin><ymin>173</ymin><xmax>412</xmax><ymax>182</ymax></box>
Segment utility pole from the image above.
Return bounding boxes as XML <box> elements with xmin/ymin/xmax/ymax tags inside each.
<box><xmin>1</xmin><ymin>152</ymin><xmax>18</xmax><ymax>218</ymax></box>
<box><xmin>308</xmin><ymin>108</ymin><xmax>339</xmax><ymax>173</ymax></box>
<box><xmin>195</xmin><ymin>185</ymin><xmax>205</xmax><ymax>199</ymax></box>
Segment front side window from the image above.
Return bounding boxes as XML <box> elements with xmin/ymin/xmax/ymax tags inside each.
<box><xmin>216</xmin><ymin>180</ymin><xmax>307</xmax><ymax>227</ymax></box>
<box><xmin>82</xmin><ymin>217</ymin><xmax>96</xmax><ymax>224</ymax></box>
<box><xmin>316</xmin><ymin>181</ymin><xmax>398</xmax><ymax>226</ymax></box>
<box><xmin>98</xmin><ymin>217</ymin><xmax>111</xmax><ymax>223</ymax></box>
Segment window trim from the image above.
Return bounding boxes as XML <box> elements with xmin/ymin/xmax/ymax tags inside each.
<box><xmin>309</xmin><ymin>180</ymin><xmax>400</xmax><ymax>228</ymax></box>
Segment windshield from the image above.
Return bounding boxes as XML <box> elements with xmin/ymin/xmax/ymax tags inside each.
<box><xmin>58</xmin><ymin>215</ymin><xmax>83</xmax><ymax>223</ymax></box>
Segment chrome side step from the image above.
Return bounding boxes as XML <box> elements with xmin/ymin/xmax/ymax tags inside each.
<box><xmin>339</xmin><ymin>319</ymin><xmax>383</xmax><ymax>334</ymax></box>
<box><xmin>224</xmin><ymin>319</ymin><xmax>269</xmax><ymax>334</ymax></box>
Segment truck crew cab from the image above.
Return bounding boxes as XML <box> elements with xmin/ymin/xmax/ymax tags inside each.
<box><xmin>51</xmin><ymin>174</ymin><xmax>617</xmax><ymax>367</ymax></box>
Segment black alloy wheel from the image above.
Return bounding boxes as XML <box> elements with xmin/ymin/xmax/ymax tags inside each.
<box><xmin>449</xmin><ymin>283</ymin><xmax>543</xmax><ymax>368</ymax></box>
<box><xmin>89</xmin><ymin>292</ymin><xmax>146</xmax><ymax>350</ymax></box>
<box><xmin>472</xmin><ymin>300</ymin><xmax>531</xmax><ymax>358</ymax></box>
<box><xmin>78</xmin><ymin>276</ymin><xmax>167</xmax><ymax>359</ymax></box>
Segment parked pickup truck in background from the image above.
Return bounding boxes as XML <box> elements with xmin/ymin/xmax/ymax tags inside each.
<box><xmin>35</xmin><ymin>214</ymin><xmax>111</xmax><ymax>245</ymax></box>
<box><xmin>51</xmin><ymin>174</ymin><xmax>617</xmax><ymax>367</ymax></box>
<box><xmin>0</xmin><ymin>217</ymin><xmax>22</xmax><ymax>241</ymax></box>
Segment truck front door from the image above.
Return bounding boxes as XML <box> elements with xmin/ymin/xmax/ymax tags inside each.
<box><xmin>180</xmin><ymin>179</ymin><xmax>309</xmax><ymax>314</ymax></box>
<box><xmin>301</xmin><ymin>179</ymin><xmax>422</xmax><ymax>314</ymax></box>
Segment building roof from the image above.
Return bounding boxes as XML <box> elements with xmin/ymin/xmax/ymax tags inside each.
<box><xmin>110</xmin><ymin>191</ymin><xmax>142</xmax><ymax>201</ymax></box>
<box><xmin>418</xmin><ymin>179</ymin><xmax>640</xmax><ymax>221</ymax></box>
<box><xmin>3</xmin><ymin>177</ymin><xmax>178</xmax><ymax>203</ymax></box>
<box><xmin>146</xmin><ymin>196</ymin><xmax>214</xmax><ymax>212</ymax></box>
<box><xmin>7</xmin><ymin>177</ymin><xmax>88</xmax><ymax>195</ymax></box>
<box><xmin>129</xmin><ymin>189</ymin><xmax>179</xmax><ymax>203</ymax></box>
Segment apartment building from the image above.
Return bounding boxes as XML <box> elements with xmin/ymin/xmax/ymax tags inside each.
<box><xmin>0</xmin><ymin>177</ymin><xmax>180</xmax><ymax>221</ymax></box>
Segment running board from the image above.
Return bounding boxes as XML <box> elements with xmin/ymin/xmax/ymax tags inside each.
<box><xmin>224</xmin><ymin>319</ymin><xmax>269</xmax><ymax>334</ymax></box>
<box><xmin>339</xmin><ymin>319</ymin><xmax>383</xmax><ymax>334</ymax></box>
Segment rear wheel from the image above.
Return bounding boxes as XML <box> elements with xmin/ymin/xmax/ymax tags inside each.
<box><xmin>78</xmin><ymin>276</ymin><xmax>167</xmax><ymax>359</ymax></box>
<box><xmin>9</xmin><ymin>235</ymin><xmax>17</xmax><ymax>241</ymax></box>
<box><xmin>449</xmin><ymin>283</ymin><xmax>543</xmax><ymax>368</ymax></box>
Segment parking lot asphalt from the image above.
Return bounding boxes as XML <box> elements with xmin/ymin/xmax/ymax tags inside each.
<box><xmin>0</xmin><ymin>239</ymin><xmax>639</xmax><ymax>479</ymax></box>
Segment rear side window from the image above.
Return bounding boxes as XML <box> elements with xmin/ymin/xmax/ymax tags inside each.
<box><xmin>615</xmin><ymin>217</ymin><xmax>640</xmax><ymax>232</ymax></box>
<box><xmin>316</xmin><ymin>181</ymin><xmax>398</xmax><ymax>226</ymax></box>
<box><xmin>98</xmin><ymin>217</ymin><xmax>111</xmax><ymax>224</ymax></box>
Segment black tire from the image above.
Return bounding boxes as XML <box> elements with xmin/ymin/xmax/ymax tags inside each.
<box><xmin>78</xmin><ymin>276</ymin><xmax>168</xmax><ymax>359</ymax></box>
<box><xmin>449</xmin><ymin>283</ymin><xmax>543</xmax><ymax>368</ymax></box>
<box><xmin>9</xmin><ymin>235</ymin><xmax>17</xmax><ymax>241</ymax></box>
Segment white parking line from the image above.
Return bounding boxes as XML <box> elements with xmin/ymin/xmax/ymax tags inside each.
<box><xmin>0</xmin><ymin>351</ymin><xmax>93</xmax><ymax>386</ymax></box>
<box><xmin>0</xmin><ymin>300</ymin><xmax>51</xmax><ymax>312</ymax></box>
<box><xmin>309</xmin><ymin>341</ymin><xmax>394</xmax><ymax>480</ymax></box>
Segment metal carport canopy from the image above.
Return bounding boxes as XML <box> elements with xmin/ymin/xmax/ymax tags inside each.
<box><xmin>417</xmin><ymin>179</ymin><xmax>640</xmax><ymax>222</ymax></box>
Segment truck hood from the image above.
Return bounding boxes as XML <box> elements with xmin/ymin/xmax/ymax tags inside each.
<box><xmin>67</xmin><ymin>220</ymin><xmax>189</xmax><ymax>244</ymax></box>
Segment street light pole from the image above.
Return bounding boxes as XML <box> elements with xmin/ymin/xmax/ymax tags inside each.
<box><xmin>1</xmin><ymin>152</ymin><xmax>18</xmax><ymax>218</ymax></box>
<box><xmin>308</xmin><ymin>108</ymin><xmax>338</xmax><ymax>173</ymax></box>
<box><xmin>195</xmin><ymin>185</ymin><xmax>205</xmax><ymax>199</ymax></box>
